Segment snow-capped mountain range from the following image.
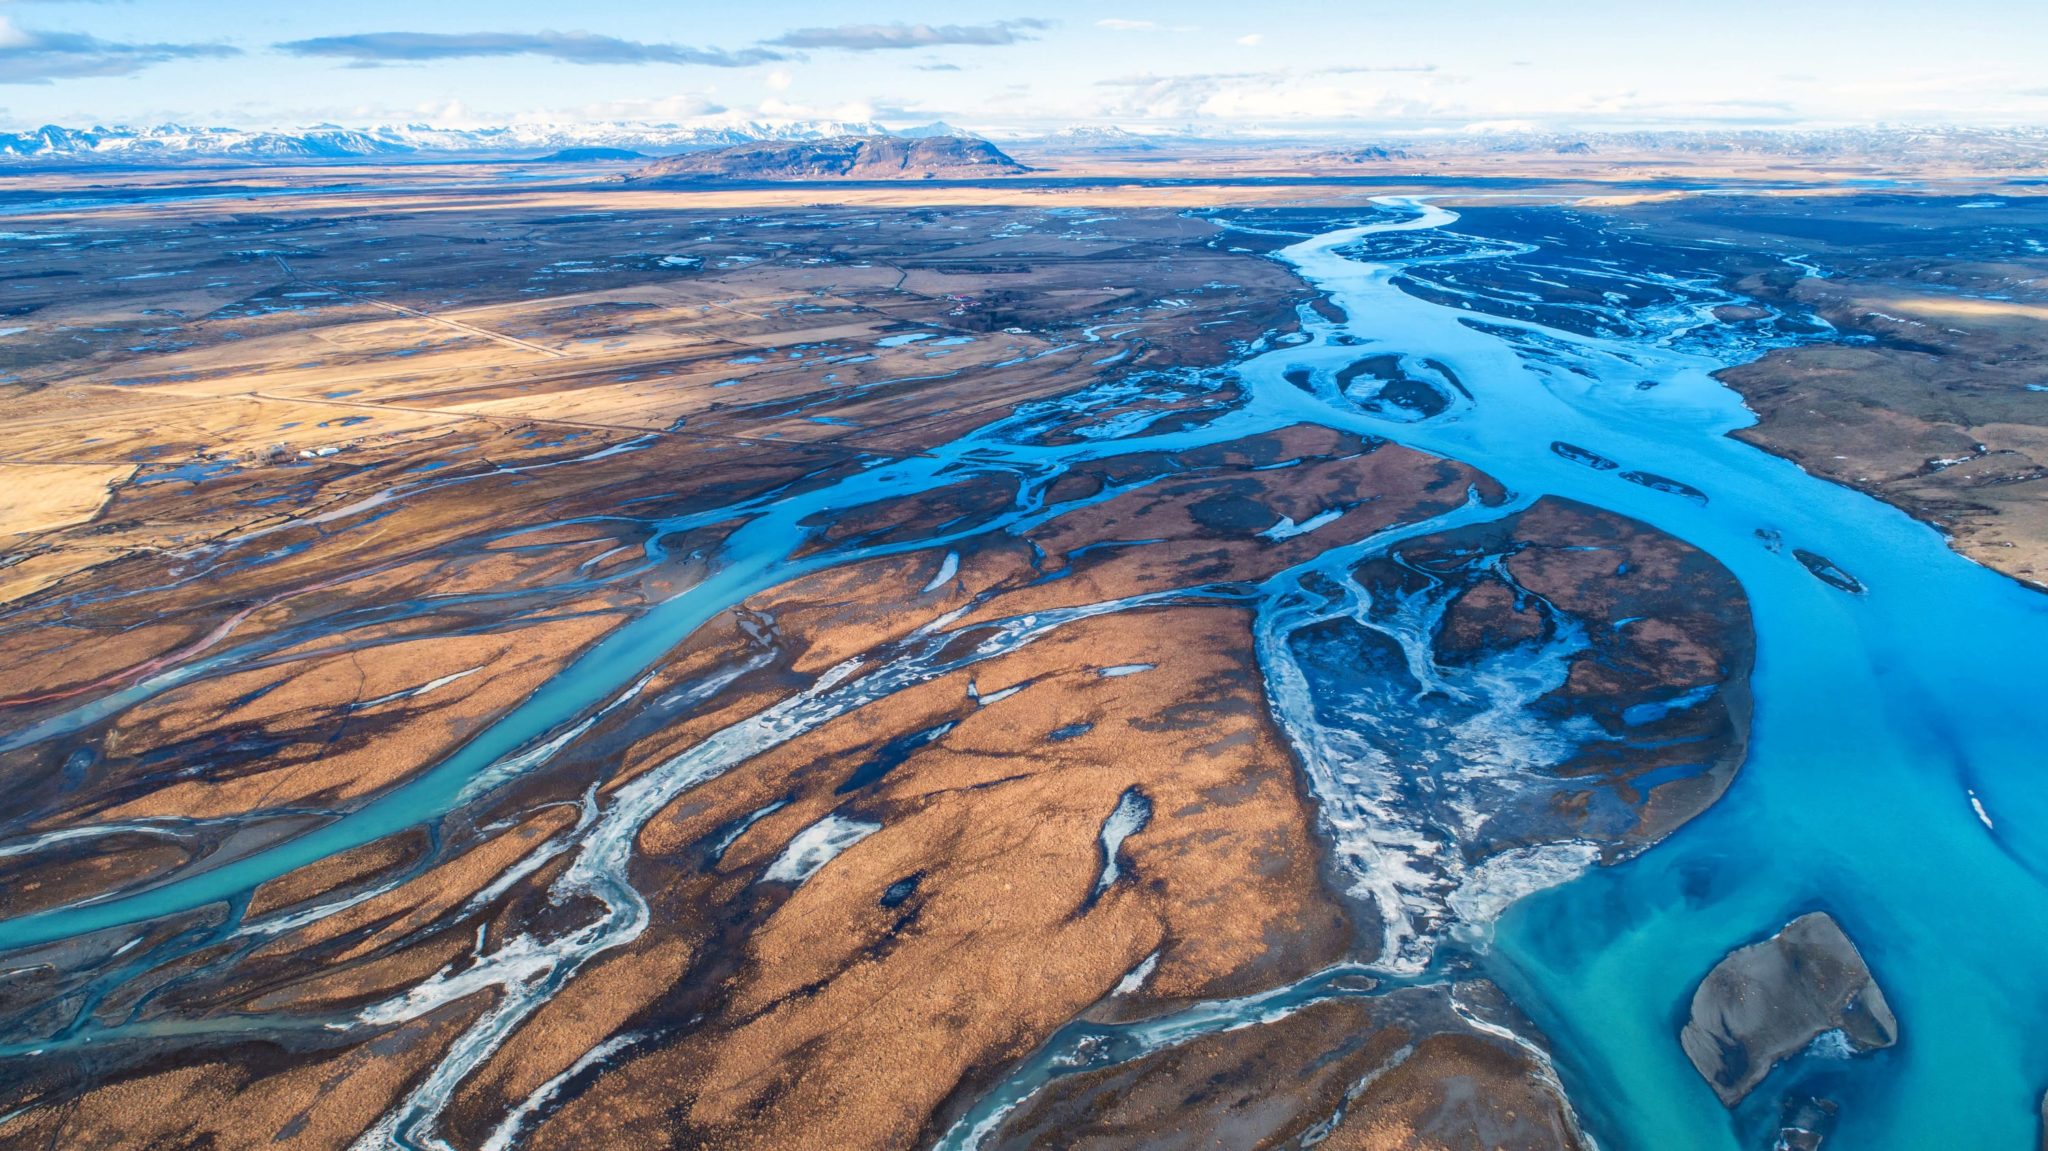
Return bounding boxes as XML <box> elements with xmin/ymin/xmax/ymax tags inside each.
<box><xmin>5</xmin><ymin>120</ymin><xmax>2046</xmax><ymax>167</ymax></box>
<box><xmin>0</xmin><ymin>120</ymin><xmax>906</xmax><ymax>163</ymax></box>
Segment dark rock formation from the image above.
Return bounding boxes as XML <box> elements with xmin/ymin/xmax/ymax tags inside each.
<box><xmin>1312</xmin><ymin>146</ymin><xmax>1413</xmax><ymax>163</ymax></box>
<box><xmin>1680</xmin><ymin>912</ymin><xmax>1897</xmax><ymax>1106</ymax></box>
<box><xmin>625</xmin><ymin>135</ymin><xmax>1028</xmax><ymax>182</ymax></box>
<box><xmin>1776</xmin><ymin>1095</ymin><xmax>1840</xmax><ymax>1151</ymax></box>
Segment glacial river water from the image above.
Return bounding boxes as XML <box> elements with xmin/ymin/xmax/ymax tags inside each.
<box><xmin>4</xmin><ymin>199</ymin><xmax>2044</xmax><ymax>1150</ymax></box>
<box><xmin>1288</xmin><ymin>203</ymin><xmax>2048</xmax><ymax>1150</ymax></box>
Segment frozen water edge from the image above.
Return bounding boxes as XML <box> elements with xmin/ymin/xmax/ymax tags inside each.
<box><xmin>763</xmin><ymin>815</ymin><xmax>882</xmax><ymax>885</ymax></box>
<box><xmin>1446</xmin><ymin>843</ymin><xmax>1602</xmax><ymax>951</ymax></box>
<box><xmin>1090</xmin><ymin>788</ymin><xmax>1153</xmax><ymax>898</ymax></box>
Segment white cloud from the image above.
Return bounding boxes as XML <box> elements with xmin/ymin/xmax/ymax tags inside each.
<box><xmin>770</xmin><ymin>19</ymin><xmax>1050</xmax><ymax>51</ymax></box>
<box><xmin>756</xmin><ymin>95</ymin><xmax>875</xmax><ymax>122</ymax></box>
<box><xmin>569</xmin><ymin>92</ymin><xmax>728</xmax><ymax>123</ymax></box>
<box><xmin>1236</xmin><ymin>33</ymin><xmax>1264</xmax><ymax>47</ymax></box>
<box><xmin>1095</xmin><ymin>68</ymin><xmax>1456</xmax><ymax>123</ymax></box>
<box><xmin>415</xmin><ymin>99</ymin><xmax>477</xmax><ymax>127</ymax></box>
<box><xmin>277</xmin><ymin>30</ymin><xmax>777</xmax><ymax>68</ymax></box>
<box><xmin>765</xmin><ymin>68</ymin><xmax>792</xmax><ymax>91</ymax></box>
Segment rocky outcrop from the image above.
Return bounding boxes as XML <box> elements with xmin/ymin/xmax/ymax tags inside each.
<box><xmin>1680</xmin><ymin>912</ymin><xmax>1897</xmax><ymax>1106</ymax></box>
<box><xmin>625</xmin><ymin>135</ymin><xmax>1028</xmax><ymax>182</ymax></box>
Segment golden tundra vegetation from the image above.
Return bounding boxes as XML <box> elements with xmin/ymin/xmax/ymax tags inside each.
<box><xmin>0</xmin><ymin>164</ymin><xmax>2031</xmax><ymax>1150</ymax></box>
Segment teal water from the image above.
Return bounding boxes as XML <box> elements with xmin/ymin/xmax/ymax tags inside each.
<box><xmin>1269</xmin><ymin>204</ymin><xmax>2048</xmax><ymax>1149</ymax></box>
<box><xmin>4</xmin><ymin>198</ymin><xmax>2043</xmax><ymax>1149</ymax></box>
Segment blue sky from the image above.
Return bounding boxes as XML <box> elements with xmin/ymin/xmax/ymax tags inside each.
<box><xmin>2</xmin><ymin>0</ymin><xmax>2044</xmax><ymax>133</ymax></box>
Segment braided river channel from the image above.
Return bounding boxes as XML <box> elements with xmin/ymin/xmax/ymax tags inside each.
<box><xmin>4</xmin><ymin>198</ymin><xmax>2045</xmax><ymax>1150</ymax></box>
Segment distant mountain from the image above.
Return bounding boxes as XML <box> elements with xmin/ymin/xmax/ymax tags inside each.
<box><xmin>0</xmin><ymin>123</ymin><xmax>415</xmax><ymax>161</ymax></box>
<box><xmin>6</xmin><ymin>121</ymin><xmax>2046</xmax><ymax>170</ymax></box>
<box><xmin>0</xmin><ymin>120</ymin><xmax>891</xmax><ymax>164</ymax></box>
<box><xmin>1311</xmin><ymin>145</ymin><xmax>1414</xmax><ymax>163</ymax></box>
<box><xmin>1027</xmin><ymin>126</ymin><xmax>1161</xmax><ymax>151</ymax></box>
<box><xmin>1429</xmin><ymin>127</ymin><xmax>2048</xmax><ymax>168</ymax></box>
<box><xmin>625</xmin><ymin>136</ymin><xmax>1030</xmax><ymax>182</ymax></box>
<box><xmin>892</xmin><ymin>121</ymin><xmax>979</xmax><ymax>140</ymax></box>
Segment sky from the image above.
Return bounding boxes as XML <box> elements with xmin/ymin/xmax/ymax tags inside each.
<box><xmin>2</xmin><ymin>0</ymin><xmax>2045</xmax><ymax>135</ymax></box>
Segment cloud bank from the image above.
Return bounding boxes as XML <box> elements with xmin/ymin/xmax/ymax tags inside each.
<box><xmin>770</xmin><ymin>19</ymin><xmax>1051</xmax><ymax>51</ymax></box>
<box><xmin>0</xmin><ymin>16</ymin><xmax>237</xmax><ymax>83</ymax></box>
<box><xmin>275</xmin><ymin>31</ymin><xmax>781</xmax><ymax>68</ymax></box>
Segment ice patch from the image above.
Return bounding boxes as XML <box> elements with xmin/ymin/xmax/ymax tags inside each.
<box><xmin>1112</xmin><ymin>951</ymin><xmax>1160</xmax><ymax>997</ymax></box>
<box><xmin>1091</xmin><ymin>788</ymin><xmax>1153</xmax><ymax>897</ymax></box>
<box><xmin>763</xmin><ymin>814</ymin><xmax>882</xmax><ymax>885</ymax></box>
<box><xmin>354</xmin><ymin>665</ymin><xmax>484</xmax><ymax>710</ymax></box>
<box><xmin>1447</xmin><ymin>843</ymin><xmax>1601</xmax><ymax>949</ymax></box>
<box><xmin>1260</xmin><ymin>508</ymin><xmax>1344</xmax><ymax>541</ymax></box>
<box><xmin>1969</xmin><ymin>789</ymin><xmax>1994</xmax><ymax>830</ymax></box>
<box><xmin>973</xmin><ymin>682</ymin><xmax>1025</xmax><ymax>706</ymax></box>
<box><xmin>1098</xmin><ymin>663</ymin><xmax>1154</xmax><ymax>678</ymax></box>
<box><xmin>0</xmin><ymin>820</ymin><xmax>185</xmax><ymax>861</ymax></box>
<box><xmin>708</xmin><ymin>799</ymin><xmax>790</xmax><ymax>865</ymax></box>
<box><xmin>923</xmin><ymin>551</ymin><xmax>960</xmax><ymax>593</ymax></box>
<box><xmin>481</xmin><ymin>1032</ymin><xmax>639</xmax><ymax>1151</ymax></box>
<box><xmin>1806</xmin><ymin>1028</ymin><xmax>1859</xmax><ymax>1059</ymax></box>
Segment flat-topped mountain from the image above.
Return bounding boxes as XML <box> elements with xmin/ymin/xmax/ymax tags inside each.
<box><xmin>1310</xmin><ymin>145</ymin><xmax>1414</xmax><ymax>163</ymax></box>
<box><xmin>624</xmin><ymin>135</ymin><xmax>1029</xmax><ymax>182</ymax></box>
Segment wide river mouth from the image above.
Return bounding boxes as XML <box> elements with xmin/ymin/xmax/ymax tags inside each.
<box><xmin>1278</xmin><ymin>201</ymin><xmax>2048</xmax><ymax>1150</ymax></box>
<box><xmin>5</xmin><ymin>198</ymin><xmax>2045</xmax><ymax>1150</ymax></box>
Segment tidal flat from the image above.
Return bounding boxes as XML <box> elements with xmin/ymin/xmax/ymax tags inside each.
<box><xmin>1</xmin><ymin>166</ymin><xmax>2044</xmax><ymax>1151</ymax></box>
